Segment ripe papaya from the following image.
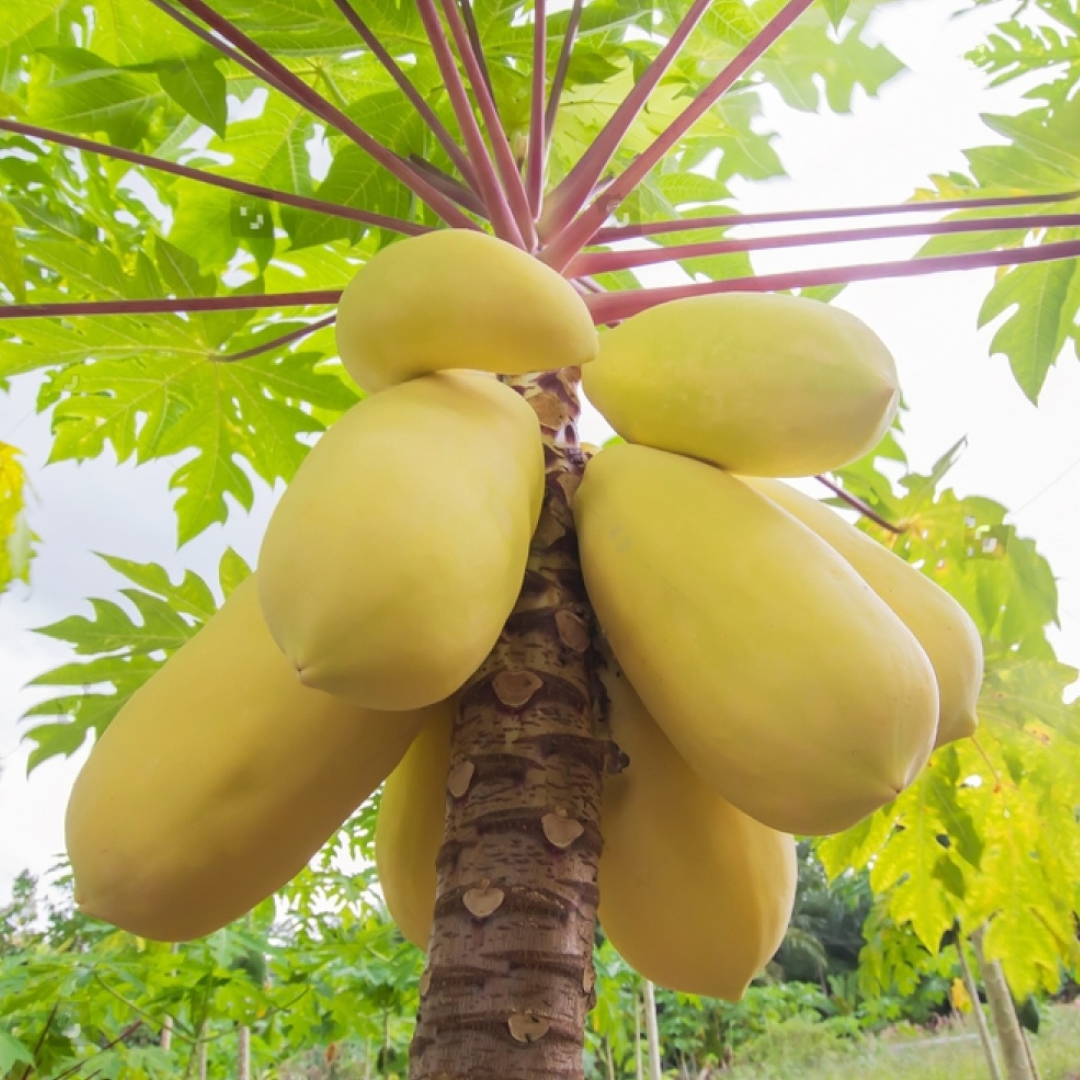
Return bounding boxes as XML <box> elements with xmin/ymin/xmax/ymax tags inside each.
<box><xmin>741</xmin><ymin>477</ymin><xmax>982</xmax><ymax>748</ymax></box>
<box><xmin>258</xmin><ymin>372</ymin><xmax>545</xmax><ymax>711</ymax></box>
<box><xmin>336</xmin><ymin>230</ymin><xmax>599</xmax><ymax>392</ymax></box>
<box><xmin>574</xmin><ymin>443</ymin><xmax>939</xmax><ymax>835</ymax></box>
<box><xmin>582</xmin><ymin>293</ymin><xmax>899</xmax><ymax>477</ymax></box>
<box><xmin>375</xmin><ymin>707</ymin><xmax>452</xmax><ymax>949</ymax></box>
<box><xmin>600</xmin><ymin>663</ymin><xmax>796</xmax><ymax>999</ymax></box>
<box><xmin>65</xmin><ymin>577</ymin><xmax>446</xmax><ymax>942</ymax></box>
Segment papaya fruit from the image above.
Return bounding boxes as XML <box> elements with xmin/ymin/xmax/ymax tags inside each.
<box><xmin>741</xmin><ymin>477</ymin><xmax>982</xmax><ymax>748</ymax></box>
<box><xmin>375</xmin><ymin>707</ymin><xmax>452</xmax><ymax>949</ymax></box>
<box><xmin>65</xmin><ymin>577</ymin><xmax>446</xmax><ymax>942</ymax></box>
<box><xmin>574</xmin><ymin>443</ymin><xmax>939</xmax><ymax>835</ymax></box>
<box><xmin>336</xmin><ymin>230</ymin><xmax>599</xmax><ymax>392</ymax></box>
<box><xmin>582</xmin><ymin>293</ymin><xmax>899</xmax><ymax>477</ymax></box>
<box><xmin>600</xmin><ymin>663</ymin><xmax>796</xmax><ymax>999</ymax></box>
<box><xmin>258</xmin><ymin>372</ymin><xmax>545</xmax><ymax>711</ymax></box>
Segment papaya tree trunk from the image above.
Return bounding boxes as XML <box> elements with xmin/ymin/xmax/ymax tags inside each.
<box><xmin>237</xmin><ymin>1024</ymin><xmax>251</xmax><ymax>1080</ymax></box>
<box><xmin>408</xmin><ymin>369</ymin><xmax>608</xmax><ymax>1080</ymax></box>
<box><xmin>957</xmin><ymin>932</ymin><xmax>1003</xmax><ymax>1080</ymax></box>
<box><xmin>972</xmin><ymin>927</ymin><xmax>1035</xmax><ymax>1080</ymax></box>
<box><xmin>643</xmin><ymin>980</ymin><xmax>663</xmax><ymax>1080</ymax></box>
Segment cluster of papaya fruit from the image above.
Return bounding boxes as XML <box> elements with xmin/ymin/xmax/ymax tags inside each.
<box><xmin>65</xmin><ymin>230</ymin><xmax>981</xmax><ymax>1002</ymax></box>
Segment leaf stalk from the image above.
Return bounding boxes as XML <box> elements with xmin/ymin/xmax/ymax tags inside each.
<box><xmin>593</xmin><ymin>189</ymin><xmax>1080</xmax><ymax>242</ymax></box>
<box><xmin>541</xmin><ymin>0</ymin><xmax>819</xmax><ymax>271</ymax></box>
<box><xmin>539</xmin><ymin>0</ymin><xmax>715</xmax><ymax>241</ymax></box>
<box><xmin>415</xmin><ymin>0</ymin><xmax>525</xmax><ymax>244</ymax></box>
<box><xmin>330</xmin><ymin>0</ymin><xmax>481</xmax><ymax>192</ymax></box>
<box><xmin>437</xmin><ymin>0</ymin><xmax>538</xmax><ymax>247</ymax></box>
<box><xmin>165</xmin><ymin>0</ymin><xmax>477</xmax><ymax>229</ymax></box>
<box><xmin>584</xmin><ymin>238</ymin><xmax>1080</xmax><ymax>324</ymax></box>
<box><xmin>0</xmin><ymin>293</ymin><xmax>341</xmax><ymax>319</ymax></box>
<box><xmin>569</xmin><ymin>212</ymin><xmax>1080</xmax><ymax>276</ymax></box>
<box><xmin>0</xmin><ymin>120</ymin><xmax>428</xmax><ymax>237</ymax></box>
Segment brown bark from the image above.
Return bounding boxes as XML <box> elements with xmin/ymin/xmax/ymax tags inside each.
<box><xmin>238</xmin><ymin>1024</ymin><xmax>251</xmax><ymax>1080</ymax></box>
<box><xmin>972</xmin><ymin>927</ymin><xmax>1035</xmax><ymax>1080</ymax></box>
<box><xmin>957</xmin><ymin>932</ymin><xmax>1003</xmax><ymax>1080</ymax></box>
<box><xmin>408</xmin><ymin>369</ymin><xmax>609</xmax><ymax>1080</ymax></box>
<box><xmin>643</xmin><ymin>980</ymin><xmax>663</xmax><ymax>1080</ymax></box>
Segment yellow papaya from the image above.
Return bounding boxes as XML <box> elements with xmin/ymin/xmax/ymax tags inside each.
<box><xmin>258</xmin><ymin>372</ymin><xmax>545</xmax><ymax>711</ymax></box>
<box><xmin>336</xmin><ymin>230</ymin><xmax>599</xmax><ymax>392</ymax></box>
<box><xmin>375</xmin><ymin>707</ymin><xmax>452</xmax><ymax>949</ymax></box>
<box><xmin>65</xmin><ymin>577</ymin><xmax>445</xmax><ymax>942</ymax></box>
<box><xmin>600</xmin><ymin>663</ymin><xmax>796</xmax><ymax>999</ymax></box>
<box><xmin>574</xmin><ymin>443</ymin><xmax>938</xmax><ymax>835</ymax></box>
<box><xmin>741</xmin><ymin>477</ymin><xmax>982</xmax><ymax>748</ymax></box>
<box><xmin>582</xmin><ymin>293</ymin><xmax>899</xmax><ymax>477</ymax></box>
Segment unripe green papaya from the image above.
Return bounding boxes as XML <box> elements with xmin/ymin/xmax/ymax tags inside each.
<box><xmin>336</xmin><ymin>230</ymin><xmax>599</xmax><ymax>392</ymax></box>
<box><xmin>600</xmin><ymin>663</ymin><xmax>796</xmax><ymax>999</ymax></box>
<box><xmin>375</xmin><ymin>707</ymin><xmax>452</xmax><ymax>949</ymax></box>
<box><xmin>65</xmin><ymin>578</ymin><xmax>445</xmax><ymax>942</ymax></box>
<box><xmin>582</xmin><ymin>293</ymin><xmax>899</xmax><ymax>477</ymax></box>
<box><xmin>258</xmin><ymin>372</ymin><xmax>544</xmax><ymax>711</ymax></box>
<box><xmin>574</xmin><ymin>443</ymin><xmax>939</xmax><ymax>835</ymax></box>
<box><xmin>741</xmin><ymin>477</ymin><xmax>982</xmax><ymax>748</ymax></box>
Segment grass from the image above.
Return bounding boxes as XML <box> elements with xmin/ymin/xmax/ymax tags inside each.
<box><xmin>722</xmin><ymin>1003</ymin><xmax>1080</xmax><ymax>1080</ymax></box>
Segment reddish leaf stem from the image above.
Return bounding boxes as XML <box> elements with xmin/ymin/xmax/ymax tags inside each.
<box><xmin>165</xmin><ymin>0</ymin><xmax>476</xmax><ymax>229</ymax></box>
<box><xmin>18</xmin><ymin>1002</ymin><xmax>59</xmax><ymax>1080</ymax></box>
<box><xmin>593</xmin><ymin>189</ymin><xmax>1080</xmax><ymax>242</ymax></box>
<box><xmin>527</xmin><ymin>0</ymin><xmax>547</xmax><ymax>216</ymax></box>
<box><xmin>214</xmin><ymin>314</ymin><xmax>337</xmax><ymax>362</ymax></box>
<box><xmin>544</xmin><ymin>0</ymin><xmax>584</xmax><ymax>151</ymax></box>
<box><xmin>145</xmin><ymin>0</ymin><xmax>296</xmax><ymax>99</ymax></box>
<box><xmin>415</xmin><ymin>0</ymin><xmax>524</xmax><ymax>244</ymax></box>
<box><xmin>0</xmin><ymin>293</ymin><xmax>340</xmax><ymax>319</ymax></box>
<box><xmin>583</xmin><ymin>238</ymin><xmax>1080</xmax><ymax>323</ymax></box>
<box><xmin>815</xmin><ymin>475</ymin><xmax>906</xmax><ymax>535</ymax></box>
<box><xmin>540</xmin><ymin>0</ymin><xmax>715</xmax><ymax>241</ymax></box>
<box><xmin>437</xmin><ymin>0</ymin><xmax>538</xmax><ymax>247</ymax></box>
<box><xmin>541</xmin><ymin>0</ymin><xmax>819</xmax><ymax>271</ymax></box>
<box><xmin>50</xmin><ymin>1023</ymin><xmax>144</xmax><ymax>1080</ymax></box>
<box><xmin>407</xmin><ymin>154</ymin><xmax>488</xmax><ymax>216</ymax></box>
<box><xmin>0</xmin><ymin>119</ymin><xmax>428</xmax><ymax>236</ymax></box>
<box><xmin>569</xmin><ymin>212</ymin><xmax>1080</xmax><ymax>275</ymax></box>
<box><xmin>330</xmin><ymin>0</ymin><xmax>480</xmax><ymax>191</ymax></box>
<box><xmin>458</xmin><ymin>0</ymin><xmax>496</xmax><ymax>105</ymax></box>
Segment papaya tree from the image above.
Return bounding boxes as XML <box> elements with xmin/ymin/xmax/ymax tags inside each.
<box><xmin>2</xmin><ymin>2</ymin><xmax>1079</xmax><ymax>1080</ymax></box>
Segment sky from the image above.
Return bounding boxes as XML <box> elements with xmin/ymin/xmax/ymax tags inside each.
<box><xmin>2</xmin><ymin>0</ymin><xmax>1079</xmax><ymax>900</ymax></box>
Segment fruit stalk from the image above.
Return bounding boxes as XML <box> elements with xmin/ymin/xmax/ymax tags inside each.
<box><xmin>408</xmin><ymin>368</ymin><xmax>605</xmax><ymax>1080</ymax></box>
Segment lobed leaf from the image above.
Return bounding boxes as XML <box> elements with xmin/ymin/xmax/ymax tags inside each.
<box><xmin>21</xmin><ymin>550</ymin><xmax>241</xmax><ymax>770</ymax></box>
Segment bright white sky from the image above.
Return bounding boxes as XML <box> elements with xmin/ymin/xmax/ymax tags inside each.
<box><xmin>2</xmin><ymin>0</ymin><xmax>1079</xmax><ymax>899</ymax></box>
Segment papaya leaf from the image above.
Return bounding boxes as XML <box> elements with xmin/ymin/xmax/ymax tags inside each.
<box><xmin>218</xmin><ymin>547</ymin><xmax>252</xmax><ymax>598</ymax></box>
<box><xmin>16</xmin><ymin>308</ymin><xmax>355</xmax><ymax>544</ymax></box>
<box><xmin>0</xmin><ymin>1031</ymin><xmax>34</xmax><ymax>1074</ymax></box>
<box><xmin>823</xmin><ymin>0</ymin><xmax>852</xmax><ymax>26</ymax></box>
<box><xmin>0</xmin><ymin>200</ymin><xmax>26</xmax><ymax>303</ymax></box>
<box><xmin>977</xmin><ymin>259</ymin><xmax>1078</xmax><ymax>402</ymax></box>
<box><xmin>20</xmin><ymin>552</ymin><xmax>238</xmax><ymax>770</ymax></box>
<box><xmin>866</xmin><ymin>776</ymin><xmax>958</xmax><ymax>953</ymax></box>
<box><xmin>29</xmin><ymin>46</ymin><xmax>163</xmax><ymax>147</ymax></box>
<box><xmin>156</xmin><ymin>58</ymin><xmax>228</xmax><ymax>139</ymax></box>
<box><xmin>0</xmin><ymin>440</ymin><xmax>34</xmax><ymax>595</ymax></box>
